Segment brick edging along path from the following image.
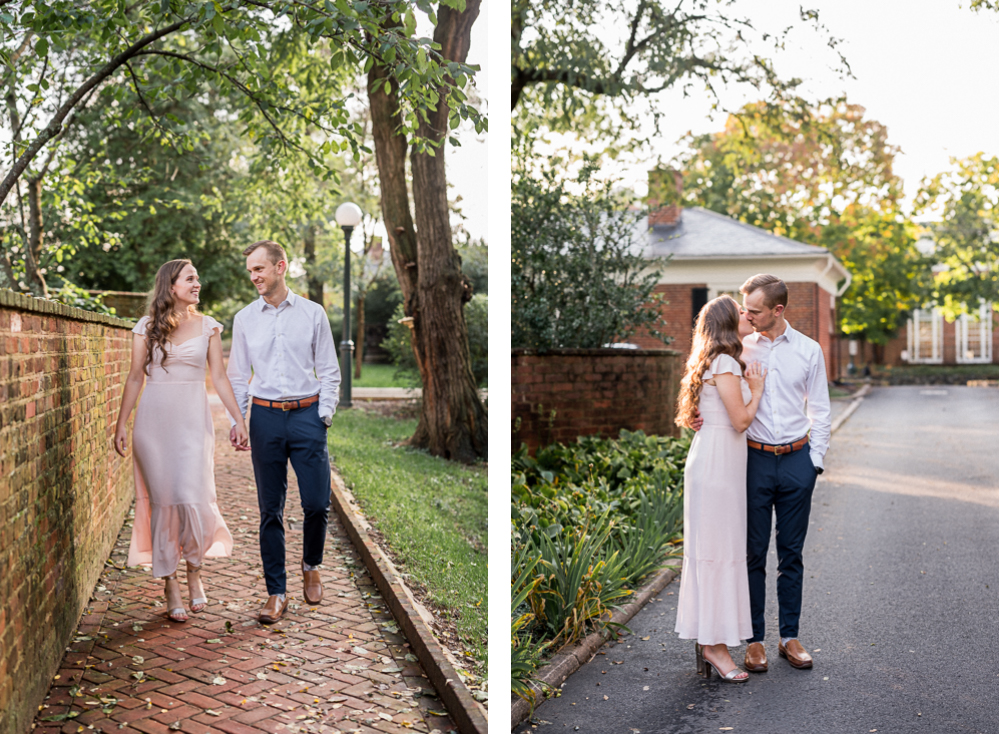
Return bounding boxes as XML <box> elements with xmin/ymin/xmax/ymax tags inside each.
<box><xmin>32</xmin><ymin>401</ymin><xmax>458</xmax><ymax>734</ymax></box>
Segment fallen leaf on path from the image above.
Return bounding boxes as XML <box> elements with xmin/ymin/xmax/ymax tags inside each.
<box><xmin>687</xmin><ymin>704</ymin><xmax>695</xmax><ymax>710</ymax></box>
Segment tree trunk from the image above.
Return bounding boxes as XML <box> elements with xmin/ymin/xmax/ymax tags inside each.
<box><xmin>303</xmin><ymin>222</ymin><xmax>323</xmax><ymax>305</ymax></box>
<box><xmin>366</xmin><ymin>1</ymin><xmax>486</xmax><ymax>462</ymax></box>
<box><xmin>24</xmin><ymin>175</ymin><xmax>47</xmax><ymax>297</ymax></box>
<box><xmin>355</xmin><ymin>291</ymin><xmax>365</xmax><ymax>379</ymax></box>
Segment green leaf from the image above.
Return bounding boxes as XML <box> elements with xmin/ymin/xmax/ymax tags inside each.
<box><xmin>35</xmin><ymin>38</ymin><xmax>48</xmax><ymax>57</ymax></box>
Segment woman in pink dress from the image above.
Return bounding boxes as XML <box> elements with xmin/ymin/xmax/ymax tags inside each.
<box><xmin>113</xmin><ymin>259</ymin><xmax>248</xmax><ymax>622</ymax></box>
<box><xmin>674</xmin><ymin>295</ymin><xmax>765</xmax><ymax>682</ymax></box>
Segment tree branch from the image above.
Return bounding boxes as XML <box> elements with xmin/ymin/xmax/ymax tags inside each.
<box><xmin>133</xmin><ymin>48</ymin><xmax>311</xmax><ymax>155</ymax></box>
<box><xmin>0</xmin><ymin>16</ymin><xmax>193</xmax><ymax>209</ymax></box>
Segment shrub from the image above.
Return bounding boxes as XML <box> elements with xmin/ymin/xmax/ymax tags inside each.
<box><xmin>511</xmin><ymin>430</ymin><xmax>688</xmax><ymax>668</ymax></box>
<box><xmin>511</xmin><ymin>158</ymin><xmax>671</xmax><ymax>350</ymax></box>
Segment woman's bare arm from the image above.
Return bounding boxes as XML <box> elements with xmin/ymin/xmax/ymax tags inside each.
<box><xmin>113</xmin><ymin>334</ymin><xmax>148</xmax><ymax>456</ymax></box>
<box><xmin>207</xmin><ymin>331</ymin><xmax>249</xmax><ymax>447</ymax></box>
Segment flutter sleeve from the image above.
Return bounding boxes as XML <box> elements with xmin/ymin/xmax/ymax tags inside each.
<box><xmin>132</xmin><ymin>316</ymin><xmax>150</xmax><ymax>336</ymax></box>
<box><xmin>711</xmin><ymin>353</ymin><xmax>743</xmax><ymax>377</ymax></box>
<box><xmin>204</xmin><ymin>315</ymin><xmax>224</xmax><ymax>337</ymax></box>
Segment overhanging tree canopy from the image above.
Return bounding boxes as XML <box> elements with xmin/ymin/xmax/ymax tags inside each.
<box><xmin>0</xmin><ymin>0</ymin><xmax>482</xmax><ymax>294</ymax></box>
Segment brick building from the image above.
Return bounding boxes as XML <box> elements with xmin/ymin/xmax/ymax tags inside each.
<box><xmin>630</xmin><ymin>204</ymin><xmax>851</xmax><ymax>380</ymax></box>
<box><xmin>837</xmin><ymin>303</ymin><xmax>999</xmax><ymax>373</ymax></box>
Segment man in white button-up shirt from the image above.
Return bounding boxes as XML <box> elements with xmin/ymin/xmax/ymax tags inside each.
<box><xmin>738</xmin><ymin>274</ymin><xmax>831</xmax><ymax>674</ymax></box>
<box><xmin>226</xmin><ymin>240</ymin><xmax>341</xmax><ymax>624</ymax></box>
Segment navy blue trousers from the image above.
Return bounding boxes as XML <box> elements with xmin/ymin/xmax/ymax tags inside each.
<box><xmin>248</xmin><ymin>401</ymin><xmax>331</xmax><ymax>596</ymax></box>
<box><xmin>746</xmin><ymin>443</ymin><xmax>817</xmax><ymax>642</ymax></box>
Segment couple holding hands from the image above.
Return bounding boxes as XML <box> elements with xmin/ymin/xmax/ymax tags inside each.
<box><xmin>674</xmin><ymin>274</ymin><xmax>831</xmax><ymax>681</ymax></box>
<box><xmin>113</xmin><ymin>240</ymin><xmax>340</xmax><ymax>625</ymax></box>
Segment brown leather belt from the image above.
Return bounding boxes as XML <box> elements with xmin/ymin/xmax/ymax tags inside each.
<box><xmin>747</xmin><ymin>436</ymin><xmax>809</xmax><ymax>455</ymax></box>
<box><xmin>252</xmin><ymin>395</ymin><xmax>319</xmax><ymax>411</ymax></box>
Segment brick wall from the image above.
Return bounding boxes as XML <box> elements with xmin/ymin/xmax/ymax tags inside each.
<box><xmin>786</xmin><ymin>282</ymin><xmax>839</xmax><ymax>379</ymax></box>
<box><xmin>631</xmin><ymin>283</ymin><xmax>704</xmax><ymax>353</ymax></box>
<box><xmin>0</xmin><ymin>290</ymin><xmax>135</xmax><ymax>734</ymax></box>
<box><xmin>512</xmin><ymin>348</ymin><xmax>683</xmax><ymax>454</ymax></box>
<box><xmin>635</xmin><ymin>281</ymin><xmax>840</xmax><ymax>377</ymax></box>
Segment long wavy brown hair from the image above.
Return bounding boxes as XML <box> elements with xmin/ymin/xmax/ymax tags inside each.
<box><xmin>675</xmin><ymin>295</ymin><xmax>746</xmax><ymax>429</ymax></box>
<box><xmin>143</xmin><ymin>259</ymin><xmax>197</xmax><ymax>375</ymax></box>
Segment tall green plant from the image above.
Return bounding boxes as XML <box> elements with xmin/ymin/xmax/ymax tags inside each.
<box><xmin>528</xmin><ymin>517</ymin><xmax>633</xmax><ymax>647</ymax></box>
<box><xmin>511</xmin><ymin>543</ymin><xmax>547</xmax><ymax>703</ymax></box>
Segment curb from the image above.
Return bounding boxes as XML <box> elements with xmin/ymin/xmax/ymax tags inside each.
<box><xmin>328</xmin><ymin>469</ymin><xmax>489</xmax><ymax>734</ymax></box>
<box><xmin>510</xmin><ymin>563</ymin><xmax>680</xmax><ymax>729</ymax></box>
<box><xmin>831</xmin><ymin>383</ymin><xmax>871</xmax><ymax>434</ymax></box>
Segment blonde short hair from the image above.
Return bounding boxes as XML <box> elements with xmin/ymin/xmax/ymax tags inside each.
<box><xmin>243</xmin><ymin>240</ymin><xmax>287</xmax><ymax>265</ymax></box>
<box><xmin>740</xmin><ymin>273</ymin><xmax>787</xmax><ymax>309</ymax></box>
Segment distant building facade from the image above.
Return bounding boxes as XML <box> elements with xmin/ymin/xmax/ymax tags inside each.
<box><xmin>631</xmin><ymin>199</ymin><xmax>850</xmax><ymax>380</ymax></box>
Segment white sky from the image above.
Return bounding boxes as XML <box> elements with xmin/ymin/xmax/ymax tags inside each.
<box><xmin>363</xmin><ymin>13</ymin><xmax>488</xmax><ymax>247</ymax></box>
<box><xmin>444</xmin><ymin>15</ymin><xmax>488</xmax><ymax>241</ymax></box>
<box><xmin>600</xmin><ymin>0</ymin><xmax>999</xmax><ymax>212</ymax></box>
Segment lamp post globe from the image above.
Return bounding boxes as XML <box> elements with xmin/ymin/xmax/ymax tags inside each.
<box><xmin>335</xmin><ymin>202</ymin><xmax>363</xmax><ymax>228</ymax></box>
<box><xmin>336</xmin><ymin>202</ymin><xmax>363</xmax><ymax>408</ymax></box>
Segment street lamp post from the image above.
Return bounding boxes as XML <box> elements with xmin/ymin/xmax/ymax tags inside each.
<box><xmin>335</xmin><ymin>202</ymin><xmax>363</xmax><ymax>409</ymax></box>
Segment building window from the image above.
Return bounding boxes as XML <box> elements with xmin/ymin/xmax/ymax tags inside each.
<box><xmin>956</xmin><ymin>304</ymin><xmax>993</xmax><ymax>363</ymax></box>
<box><xmin>691</xmin><ymin>287</ymin><xmax>708</xmax><ymax>327</ymax></box>
<box><xmin>906</xmin><ymin>308</ymin><xmax>943</xmax><ymax>363</ymax></box>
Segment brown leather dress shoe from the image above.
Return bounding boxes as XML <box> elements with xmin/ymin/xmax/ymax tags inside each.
<box><xmin>258</xmin><ymin>594</ymin><xmax>289</xmax><ymax>624</ymax></box>
<box><xmin>302</xmin><ymin>563</ymin><xmax>323</xmax><ymax>605</ymax></box>
<box><xmin>744</xmin><ymin>642</ymin><xmax>768</xmax><ymax>672</ymax></box>
<box><xmin>778</xmin><ymin>639</ymin><xmax>813</xmax><ymax>669</ymax></box>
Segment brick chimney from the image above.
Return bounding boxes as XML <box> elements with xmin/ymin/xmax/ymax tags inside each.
<box><xmin>647</xmin><ymin>167</ymin><xmax>683</xmax><ymax>227</ymax></box>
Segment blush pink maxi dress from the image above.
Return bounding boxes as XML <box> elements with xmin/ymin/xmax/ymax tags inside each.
<box><xmin>126</xmin><ymin>315</ymin><xmax>233</xmax><ymax>578</ymax></box>
<box><xmin>674</xmin><ymin>353</ymin><xmax>753</xmax><ymax>646</ymax></box>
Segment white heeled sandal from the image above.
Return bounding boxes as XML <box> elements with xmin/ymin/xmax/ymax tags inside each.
<box><xmin>163</xmin><ymin>575</ymin><xmax>188</xmax><ymax>622</ymax></box>
<box><xmin>186</xmin><ymin>561</ymin><xmax>207</xmax><ymax>613</ymax></box>
<box><xmin>696</xmin><ymin>643</ymin><xmax>748</xmax><ymax>682</ymax></box>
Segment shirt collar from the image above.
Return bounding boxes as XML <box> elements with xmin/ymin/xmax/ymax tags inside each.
<box><xmin>748</xmin><ymin>321</ymin><xmax>798</xmax><ymax>345</ymax></box>
<box><xmin>257</xmin><ymin>289</ymin><xmax>297</xmax><ymax>311</ymax></box>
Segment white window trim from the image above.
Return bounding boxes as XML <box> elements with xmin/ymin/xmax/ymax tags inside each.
<box><xmin>956</xmin><ymin>304</ymin><xmax>993</xmax><ymax>364</ymax></box>
<box><xmin>906</xmin><ymin>308</ymin><xmax>943</xmax><ymax>364</ymax></box>
<box><xmin>708</xmin><ymin>285</ymin><xmax>743</xmax><ymax>301</ymax></box>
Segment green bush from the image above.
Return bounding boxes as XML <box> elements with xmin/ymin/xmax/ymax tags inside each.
<box><xmin>511</xmin><ymin>159</ymin><xmax>671</xmax><ymax>350</ymax></box>
<box><xmin>48</xmin><ymin>280</ymin><xmax>118</xmax><ymax>316</ymax></box>
<box><xmin>382</xmin><ymin>293</ymin><xmax>488</xmax><ymax>388</ymax></box>
<box><xmin>511</xmin><ymin>430</ymin><xmax>688</xmax><ymax>675</ymax></box>
<box><xmin>873</xmin><ymin>363</ymin><xmax>999</xmax><ymax>385</ymax></box>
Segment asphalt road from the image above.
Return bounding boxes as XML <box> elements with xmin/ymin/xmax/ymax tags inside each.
<box><xmin>516</xmin><ymin>386</ymin><xmax>999</xmax><ymax>734</ymax></box>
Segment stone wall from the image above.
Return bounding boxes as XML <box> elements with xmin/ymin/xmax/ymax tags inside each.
<box><xmin>0</xmin><ymin>290</ymin><xmax>135</xmax><ymax>734</ymax></box>
<box><xmin>512</xmin><ymin>348</ymin><xmax>683</xmax><ymax>454</ymax></box>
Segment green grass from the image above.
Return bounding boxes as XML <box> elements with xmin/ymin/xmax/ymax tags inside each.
<box><xmin>829</xmin><ymin>385</ymin><xmax>856</xmax><ymax>399</ymax></box>
<box><xmin>327</xmin><ymin>408</ymin><xmax>487</xmax><ymax>680</ymax></box>
<box><xmin>351</xmin><ymin>363</ymin><xmax>414</xmax><ymax>388</ymax></box>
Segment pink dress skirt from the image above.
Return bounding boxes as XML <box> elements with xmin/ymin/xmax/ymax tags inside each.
<box><xmin>126</xmin><ymin>315</ymin><xmax>233</xmax><ymax>577</ymax></box>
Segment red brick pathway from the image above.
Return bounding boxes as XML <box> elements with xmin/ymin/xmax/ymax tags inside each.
<box><xmin>32</xmin><ymin>401</ymin><xmax>456</xmax><ymax>734</ymax></box>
